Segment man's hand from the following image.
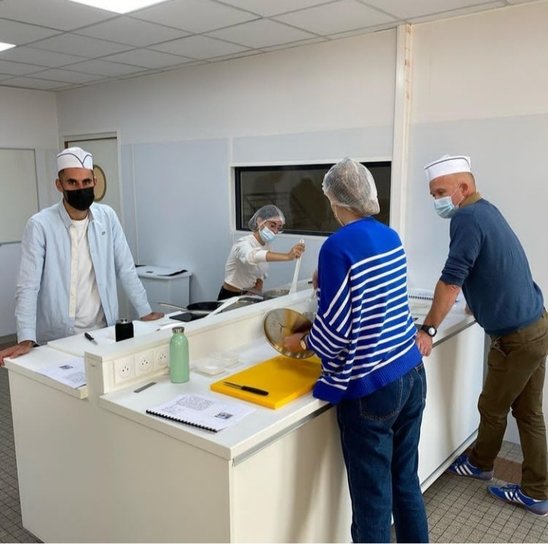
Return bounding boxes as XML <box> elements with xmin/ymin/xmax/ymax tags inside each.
<box><xmin>416</xmin><ymin>331</ymin><xmax>433</xmax><ymax>357</ymax></box>
<box><xmin>139</xmin><ymin>312</ymin><xmax>164</xmax><ymax>321</ymax></box>
<box><xmin>0</xmin><ymin>340</ymin><xmax>34</xmax><ymax>366</ymax></box>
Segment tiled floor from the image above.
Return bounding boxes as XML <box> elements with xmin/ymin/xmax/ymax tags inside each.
<box><xmin>425</xmin><ymin>450</ymin><xmax>548</xmax><ymax>543</ymax></box>
<box><xmin>0</xmin><ymin>362</ymin><xmax>547</xmax><ymax>543</ymax></box>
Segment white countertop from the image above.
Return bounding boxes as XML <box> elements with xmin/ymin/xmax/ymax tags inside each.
<box><xmin>411</xmin><ymin>297</ymin><xmax>476</xmax><ymax>346</ymax></box>
<box><xmin>5</xmin><ymin>289</ymin><xmax>476</xmax><ymax>462</ymax></box>
<box><xmin>5</xmin><ymin>345</ymin><xmax>88</xmax><ymax>399</ymax></box>
<box><xmin>46</xmin><ymin>318</ymin><xmax>173</xmax><ymax>357</ymax></box>
<box><xmin>99</xmin><ymin>297</ymin><xmax>476</xmax><ymax>462</ymax></box>
<box><xmin>99</xmin><ymin>337</ymin><xmax>327</xmax><ymax>462</ymax></box>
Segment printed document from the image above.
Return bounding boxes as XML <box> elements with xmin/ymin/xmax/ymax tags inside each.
<box><xmin>36</xmin><ymin>357</ymin><xmax>86</xmax><ymax>388</ymax></box>
<box><xmin>146</xmin><ymin>393</ymin><xmax>255</xmax><ymax>432</ymax></box>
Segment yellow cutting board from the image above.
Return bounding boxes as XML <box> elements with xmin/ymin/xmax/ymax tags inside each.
<box><xmin>210</xmin><ymin>354</ymin><xmax>321</xmax><ymax>409</ymax></box>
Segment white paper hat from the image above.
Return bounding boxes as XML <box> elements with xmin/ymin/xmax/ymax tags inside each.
<box><xmin>424</xmin><ymin>155</ymin><xmax>471</xmax><ymax>182</ymax></box>
<box><xmin>56</xmin><ymin>147</ymin><xmax>93</xmax><ymax>172</ymax></box>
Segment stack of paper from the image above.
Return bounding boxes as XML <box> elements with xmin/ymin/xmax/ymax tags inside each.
<box><xmin>146</xmin><ymin>393</ymin><xmax>255</xmax><ymax>432</ymax></box>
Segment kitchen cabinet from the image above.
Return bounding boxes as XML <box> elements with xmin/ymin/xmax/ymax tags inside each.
<box><xmin>6</xmin><ymin>291</ymin><xmax>483</xmax><ymax>542</ymax></box>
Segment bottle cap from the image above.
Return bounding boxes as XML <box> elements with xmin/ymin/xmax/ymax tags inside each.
<box><xmin>172</xmin><ymin>326</ymin><xmax>185</xmax><ymax>334</ymax></box>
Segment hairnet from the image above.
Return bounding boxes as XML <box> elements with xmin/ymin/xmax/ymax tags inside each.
<box><xmin>248</xmin><ymin>204</ymin><xmax>285</xmax><ymax>231</ymax></box>
<box><xmin>322</xmin><ymin>157</ymin><xmax>380</xmax><ymax>217</ymax></box>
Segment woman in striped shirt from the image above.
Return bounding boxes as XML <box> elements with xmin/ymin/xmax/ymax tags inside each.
<box><xmin>285</xmin><ymin>158</ymin><xmax>428</xmax><ymax>543</ymax></box>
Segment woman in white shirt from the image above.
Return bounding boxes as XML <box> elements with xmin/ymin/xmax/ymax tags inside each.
<box><xmin>218</xmin><ymin>205</ymin><xmax>305</xmax><ymax>300</ymax></box>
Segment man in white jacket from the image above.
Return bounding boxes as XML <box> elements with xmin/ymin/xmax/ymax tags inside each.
<box><xmin>0</xmin><ymin>147</ymin><xmax>162</xmax><ymax>365</ymax></box>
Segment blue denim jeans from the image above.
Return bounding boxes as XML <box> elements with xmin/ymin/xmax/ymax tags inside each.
<box><xmin>337</xmin><ymin>363</ymin><xmax>429</xmax><ymax>543</ymax></box>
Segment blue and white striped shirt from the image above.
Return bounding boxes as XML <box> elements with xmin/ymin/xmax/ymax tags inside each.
<box><xmin>309</xmin><ymin>217</ymin><xmax>421</xmax><ymax>404</ymax></box>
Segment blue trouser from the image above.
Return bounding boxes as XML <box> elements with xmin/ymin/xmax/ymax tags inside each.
<box><xmin>337</xmin><ymin>363</ymin><xmax>429</xmax><ymax>543</ymax></box>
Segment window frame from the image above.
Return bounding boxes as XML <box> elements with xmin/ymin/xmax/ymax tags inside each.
<box><xmin>234</xmin><ymin>161</ymin><xmax>391</xmax><ymax>236</ymax></box>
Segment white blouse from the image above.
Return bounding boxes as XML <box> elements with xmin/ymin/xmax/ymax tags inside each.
<box><xmin>223</xmin><ymin>234</ymin><xmax>270</xmax><ymax>291</ymax></box>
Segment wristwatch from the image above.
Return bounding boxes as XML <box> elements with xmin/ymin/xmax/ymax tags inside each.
<box><xmin>299</xmin><ymin>335</ymin><xmax>308</xmax><ymax>350</ymax></box>
<box><xmin>420</xmin><ymin>324</ymin><xmax>437</xmax><ymax>338</ymax></box>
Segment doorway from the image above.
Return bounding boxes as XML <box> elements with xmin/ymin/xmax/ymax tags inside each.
<box><xmin>63</xmin><ymin>134</ymin><xmax>134</xmax><ymax>318</ymax></box>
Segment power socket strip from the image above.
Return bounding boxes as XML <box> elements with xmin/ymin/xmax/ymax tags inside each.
<box><xmin>111</xmin><ymin>344</ymin><xmax>169</xmax><ymax>390</ymax></box>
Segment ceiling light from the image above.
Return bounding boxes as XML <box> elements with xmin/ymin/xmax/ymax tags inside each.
<box><xmin>68</xmin><ymin>0</ymin><xmax>168</xmax><ymax>14</ymax></box>
<box><xmin>0</xmin><ymin>42</ymin><xmax>16</xmax><ymax>53</ymax></box>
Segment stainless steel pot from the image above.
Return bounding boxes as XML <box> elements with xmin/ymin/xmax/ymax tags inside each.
<box><xmin>159</xmin><ymin>300</ymin><xmax>222</xmax><ymax>320</ymax></box>
<box><xmin>161</xmin><ymin>296</ymin><xmax>261</xmax><ymax>321</ymax></box>
<box><xmin>187</xmin><ymin>301</ymin><xmax>222</xmax><ymax>313</ymax></box>
<box><xmin>262</xmin><ymin>288</ymin><xmax>290</xmax><ymax>300</ymax></box>
<box><xmin>221</xmin><ymin>296</ymin><xmax>262</xmax><ymax>310</ymax></box>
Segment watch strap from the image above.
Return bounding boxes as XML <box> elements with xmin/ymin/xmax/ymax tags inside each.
<box><xmin>420</xmin><ymin>324</ymin><xmax>437</xmax><ymax>337</ymax></box>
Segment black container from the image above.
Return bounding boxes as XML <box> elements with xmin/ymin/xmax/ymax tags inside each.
<box><xmin>115</xmin><ymin>319</ymin><xmax>134</xmax><ymax>342</ymax></box>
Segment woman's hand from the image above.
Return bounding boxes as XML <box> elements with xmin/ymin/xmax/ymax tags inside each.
<box><xmin>283</xmin><ymin>333</ymin><xmax>307</xmax><ymax>352</ymax></box>
<box><xmin>251</xmin><ymin>278</ymin><xmax>264</xmax><ymax>293</ymax></box>
<box><xmin>288</xmin><ymin>241</ymin><xmax>305</xmax><ymax>260</ymax></box>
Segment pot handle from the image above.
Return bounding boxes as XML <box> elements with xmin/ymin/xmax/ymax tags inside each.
<box><xmin>206</xmin><ymin>296</ymin><xmax>242</xmax><ymax>317</ymax></box>
<box><xmin>158</xmin><ymin>302</ymin><xmax>187</xmax><ymax>311</ymax></box>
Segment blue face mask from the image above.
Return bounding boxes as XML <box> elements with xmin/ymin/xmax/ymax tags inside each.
<box><xmin>434</xmin><ymin>189</ymin><xmax>462</xmax><ymax>219</ymax></box>
<box><xmin>259</xmin><ymin>226</ymin><xmax>276</xmax><ymax>243</ymax></box>
<box><xmin>434</xmin><ymin>196</ymin><xmax>457</xmax><ymax>219</ymax></box>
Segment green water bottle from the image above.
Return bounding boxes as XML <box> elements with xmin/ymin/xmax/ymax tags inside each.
<box><xmin>169</xmin><ymin>326</ymin><xmax>189</xmax><ymax>383</ymax></box>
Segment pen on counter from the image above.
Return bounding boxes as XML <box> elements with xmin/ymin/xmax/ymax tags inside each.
<box><xmin>84</xmin><ymin>332</ymin><xmax>98</xmax><ymax>345</ymax></box>
<box><xmin>223</xmin><ymin>381</ymin><xmax>269</xmax><ymax>396</ymax></box>
<box><xmin>134</xmin><ymin>382</ymin><xmax>156</xmax><ymax>393</ymax></box>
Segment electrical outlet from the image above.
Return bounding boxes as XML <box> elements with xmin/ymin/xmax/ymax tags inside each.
<box><xmin>154</xmin><ymin>345</ymin><xmax>169</xmax><ymax>372</ymax></box>
<box><xmin>113</xmin><ymin>355</ymin><xmax>135</xmax><ymax>385</ymax></box>
<box><xmin>135</xmin><ymin>349</ymin><xmax>154</xmax><ymax>376</ymax></box>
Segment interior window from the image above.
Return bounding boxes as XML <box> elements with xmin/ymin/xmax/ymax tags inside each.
<box><xmin>235</xmin><ymin>162</ymin><xmax>391</xmax><ymax>235</ymax></box>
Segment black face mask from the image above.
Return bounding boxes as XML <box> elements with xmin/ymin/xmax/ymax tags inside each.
<box><xmin>63</xmin><ymin>187</ymin><xmax>95</xmax><ymax>211</ymax></box>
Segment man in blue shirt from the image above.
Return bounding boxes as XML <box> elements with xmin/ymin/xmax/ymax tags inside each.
<box><xmin>417</xmin><ymin>154</ymin><xmax>548</xmax><ymax>516</ymax></box>
<box><xmin>0</xmin><ymin>147</ymin><xmax>162</xmax><ymax>365</ymax></box>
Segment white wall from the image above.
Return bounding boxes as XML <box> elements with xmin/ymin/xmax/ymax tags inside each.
<box><xmin>48</xmin><ymin>0</ymin><xmax>548</xmax><ymax>446</ymax></box>
<box><xmin>0</xmin><ymin>87</ymin><xmax>59</xmax><ymax>337</ymax></box>
<box><xmin>407</xmin><ymin>1</ymin><xmax>548</xmax><ymax>442</ymax></box>
<box><xmin>56</xmin><ymin>31</ymin><xmax>397</xmax><ymax>301</ymax></box>
<box><xmin>57</xmin><ymin>32</ymin><xmax>396</xmax><ymax>143</ymax></box>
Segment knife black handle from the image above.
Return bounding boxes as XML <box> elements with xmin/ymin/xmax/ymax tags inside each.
<box><xmin>241</xmin><ymin>385</ymin><xmax>269</xmax><ymax>396</ymax></box>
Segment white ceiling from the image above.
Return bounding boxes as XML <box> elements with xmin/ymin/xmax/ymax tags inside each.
<box><xmin>0</xmin><ymin>0</ymin><xmax>540</xmax><ymax>92</ymax></box>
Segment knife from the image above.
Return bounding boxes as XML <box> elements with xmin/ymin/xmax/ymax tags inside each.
<box><xmin>223</xmin><ymin>381</ymin><xmax>269</xmax><ymax>396</ymax></box>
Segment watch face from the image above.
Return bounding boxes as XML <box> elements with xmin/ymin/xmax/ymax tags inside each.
<box><xmin>421</xmin><ymin>325</ymin><xmax>437</xmax><ymax>337</ymax></box>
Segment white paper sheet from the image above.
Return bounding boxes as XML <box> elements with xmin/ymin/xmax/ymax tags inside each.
<box><xmin>36</xmin><ymin>357</ymin><xmax>86</xmax><ymax>389</ymax></box>
<box><xmin>146</xmin><ymin>393</ymin><xmax>255</xmax><ymax>432</ymax></box>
